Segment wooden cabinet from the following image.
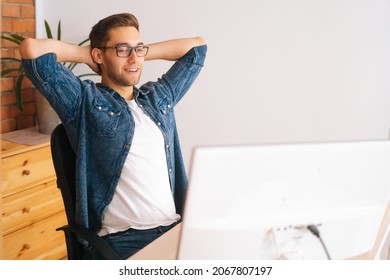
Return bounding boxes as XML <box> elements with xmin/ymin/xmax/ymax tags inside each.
<box><xmin>1</xmin><ymin>133</ymin><xmax>67</xmax><ymax>259</ymax></box>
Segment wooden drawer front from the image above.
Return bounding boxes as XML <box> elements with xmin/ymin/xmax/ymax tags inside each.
<box><xmin>2</xmin><ymin>180</ymin><xmax>65</xmax><ymax>235</ymax></box>
<box><xmin>0</xmin><ymin>188</ymin><xmax>2</xmax><ymax>259</ymax></box>
<box><xmin>3</xmin><ymin>212</ymin><xmax>67</xmax><ymax>260</ymax></box>
<box><xmin>1</xmin><ymin>145</ymin><xmax>56</xmax><ymax>197</ymax></box>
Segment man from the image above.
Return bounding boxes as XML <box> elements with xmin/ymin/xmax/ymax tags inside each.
<box><xmin>20</xmin><ymin>13</ymin><xmax>207</xmax><ymax>259</ymax></box>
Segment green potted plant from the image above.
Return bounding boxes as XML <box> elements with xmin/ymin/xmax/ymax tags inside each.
<box><xmin>1</xmin><ymin>20</ymin><xmax>96</xmax><ymax>134</ymax></box>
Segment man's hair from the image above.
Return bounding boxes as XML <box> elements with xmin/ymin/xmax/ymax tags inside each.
<box><xmin>89</xmin><ymin>13</ymin><xmax>139</xmax><ymax>48</ymax></box>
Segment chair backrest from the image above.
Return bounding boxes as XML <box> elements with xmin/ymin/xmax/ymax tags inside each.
<box><xmin>51</xmin><ymin>124</ymin><xmax>76</xmax><ymax>221</ymax></box>
<box><xmin>51</xmin><ymin>123</ymin><xmax>121</xmax><ymax>260</ymax></box>
<box><xmin>50</xmin><ymin>123</ymin><xmax>84</xmax><ymax>259</ymax></box>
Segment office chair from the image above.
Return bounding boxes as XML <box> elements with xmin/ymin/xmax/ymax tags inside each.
<box><xmin>50</xmin><ymin>123</ymin><xmax>121</xmax><ymax>260</ymax></box>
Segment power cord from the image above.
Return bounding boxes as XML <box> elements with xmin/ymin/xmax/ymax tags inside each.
<box><xmin>307</xmin><ymin>224</ymin><xmax>331</xmax><ymax>260</ymax></box>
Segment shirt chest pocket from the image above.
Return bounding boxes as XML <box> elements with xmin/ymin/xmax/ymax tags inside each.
<box><xmin>89</xmin><ymin>98</ymin><xmax>122</xmax><ymax>137</ymax></box>
<box><xmin>158</xmin><ymin>99</ymin><xmax>175</xmax><ymax>124</ymax></box>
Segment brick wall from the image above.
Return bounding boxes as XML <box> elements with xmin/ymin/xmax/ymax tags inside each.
<box><xmin>1</xmin><ymin>0</ymin><xmax>36</xmax><ymax>133</ymax></box>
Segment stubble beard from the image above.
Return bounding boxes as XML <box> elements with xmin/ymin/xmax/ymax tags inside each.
<box><xmin>108</xmin><ymin>67</ymin><xmax>141</xmax><ymax>87</ymax></box>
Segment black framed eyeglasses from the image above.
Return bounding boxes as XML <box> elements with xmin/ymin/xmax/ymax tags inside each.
<box><xmin>97</xmin><ymin>45</ymin><xmax>149</xmax><ymax>58</ymax></box>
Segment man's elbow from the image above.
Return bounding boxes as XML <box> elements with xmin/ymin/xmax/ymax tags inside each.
<box><xmin>19</xmin><ymin>38</ymin><xmax>38</xmax><ymax>59</ymax></box>
<box><xmin>194</xmin><ymin>36</ymin><xmax>206</xmax><ymax>46</ymax></box>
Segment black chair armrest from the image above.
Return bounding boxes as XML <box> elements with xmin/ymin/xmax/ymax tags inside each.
<box><xmin>57</xmin><ymin>224</ymin><xmax>121</xmax><ymax>260</ymax></box>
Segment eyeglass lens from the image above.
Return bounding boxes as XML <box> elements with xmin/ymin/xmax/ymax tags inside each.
<box><xmin>116</xmin><ymin>46</ymin><xmax>148</xmax><ymax>57</ymax></box>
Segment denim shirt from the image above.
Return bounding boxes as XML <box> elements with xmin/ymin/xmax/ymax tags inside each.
<box><xmin>23</xmin><ymin>45</ymin><xmax>207</xmax><ymax>233</ymax></box>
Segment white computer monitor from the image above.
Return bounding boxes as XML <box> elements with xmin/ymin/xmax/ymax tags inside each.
<box><xmin>177</xmin><ymin>140</ymin><xmax>390</xmax><ymax>260</ymax></box>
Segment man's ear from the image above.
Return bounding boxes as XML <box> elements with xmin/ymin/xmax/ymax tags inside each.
<box><xmin>91</xmin><ymin>48</ymin><xmax>103</xmax><ymax>64</ymax></box>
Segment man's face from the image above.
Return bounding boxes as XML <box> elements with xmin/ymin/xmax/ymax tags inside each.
<box><xmin>98</xmin><ymin>26</ymin><xmax>145</xmax><ymax>93</ymax></box>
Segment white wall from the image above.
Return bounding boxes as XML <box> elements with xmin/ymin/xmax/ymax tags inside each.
<box><xmin>37</xmin><ymin>0</ymin><xmax>390</xmax><ymax>167</ymax></box>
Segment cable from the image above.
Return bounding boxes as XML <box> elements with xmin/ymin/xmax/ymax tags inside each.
<box><xmin>307</xmin><ymin>224</ymin><xmax>331</xmax><ymax>260</ymax></box>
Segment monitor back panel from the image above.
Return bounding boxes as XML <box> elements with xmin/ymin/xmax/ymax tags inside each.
<box><xmin>178</xmin><ymin>140</ymin><xmax>390</xmax><ymax>259</ymax></box>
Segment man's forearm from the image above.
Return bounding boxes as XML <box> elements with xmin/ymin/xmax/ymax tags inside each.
<box><xmin>145</xmin><ymin>37</ymin><xmax>206</xmax><ymax>61</ymax></box>
<box><xmin>19</xmin><ymin>38</ymin><xmax>93</xmax><ymax>64</ymax></box>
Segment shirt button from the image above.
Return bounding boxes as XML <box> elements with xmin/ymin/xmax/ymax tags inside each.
<box><xmin>167</xmin><ymin>104</ymin><xmax>171</xmax><ymax>109</ymax></box>
<box><xmin>157</xmin><ymin>122</ymin><xmax>161</xmax><ymax>126</ymax></box>
<box><xmin>109</xmin><ymin>111</ymin><xmax>115</xmax><ymax>116</ymax></box>
<box><xmin>166</xmin><ymin>145</ymin><xmax>169</xmax><ymax>149</ymax></box>
<box><xmin>139</xmin><ymin>104</ymin><xmax>143</xmax><ymax>108</ymax></box>
<box><xmin>97</xmin><ymin>106</ymin><xmax>102</xmax><ymax>110</ymax></box>
<box><xmin>162</xmin><ymin>110</ymin><xmax>166</xmax><ymax>114</ymax></box>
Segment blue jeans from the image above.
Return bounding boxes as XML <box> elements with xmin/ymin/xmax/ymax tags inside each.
<box><xmin>83</xmin><ymin>222</ymin><xmax>179</xmax><ymax>260</ymax></box>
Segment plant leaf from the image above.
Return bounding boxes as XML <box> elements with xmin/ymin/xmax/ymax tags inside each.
<box><xmin>44</xmin><ymin>20</ymin><xmax>53</xmax><ymax>39</ymax></box>
<box><xmin>57</xmin><ymin>20</ymin><xmax>61</xmax><ymax>40</ymax></box>
<box><xmin>18</xmin><ymin>63</ymin><xmax>24</xmax><ymax>73</ymax></box>
<box><xmin>68</xmin><ymin>62</ymin><xmax>77</xmax><ymax>71</ymax></box>
<box><xmin>1</xmin><ymin>35</ymin><xmax>22</xmax><ymax>45</ymax></box>
<box><xmin>15</xmin><ymin>74</ymin><xmax>25</xmax><ymax>111</ymax></box>
<box><xmin>11</xmin><ymin>34</ymin><xmax>25</xmax><ymax>42</ymax></box>
<box><xmin>0</xmin><ymin>57</ymin><xmax>22</xmax><ymax>63</ymax></box>
<box><xmin>77</xmin><ymin>73</ymin><xmax>99</xmax><ymax>79</ymax></box>
<box><xmin>1</xmin><ymin>68</ymin><xmax>20</xmax><ymax>76</ymax></box>
<box><xmin>78</xmin><ymin>38</ymin><xmax>90</xmax><ymax>46</ymax></box>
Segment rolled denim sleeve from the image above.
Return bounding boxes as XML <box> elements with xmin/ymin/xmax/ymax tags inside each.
<box><xmin>22</xmin><ymin>53</ymin><xmax>82</xmax><ymax>123</ymax></box>
<box><xmin>155</xmin><ymin>45</ymin><xmax>207</xmax><ymax>106</ymax></box>
<box><xmin>177</xmin><ymin>44</ymin><xmax>207</xmax><ymax>67</ymax></box>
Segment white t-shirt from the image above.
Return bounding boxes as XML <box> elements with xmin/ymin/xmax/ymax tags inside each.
<box><xmin>99</xmin><ymin>99</ymin><xmax>180</xmax><ymax>236</ymax></box>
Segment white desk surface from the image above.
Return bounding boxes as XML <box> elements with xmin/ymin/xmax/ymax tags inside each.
<box><xmin>128</xmin><ymin>222</ymin><xmax>373</xmax><ymax>260</ymax></box>
<box><xmin>129</xmin><ymin>223</ymin><xmax>181</xmax><ymax>260</ymax></box>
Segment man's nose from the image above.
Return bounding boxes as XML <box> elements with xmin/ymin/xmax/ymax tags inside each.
<box><xmin>127</xmin><ymin>49</ymin><xmax>138</xmax><ymax>61</ymax></box>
